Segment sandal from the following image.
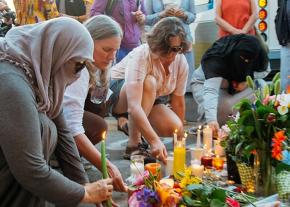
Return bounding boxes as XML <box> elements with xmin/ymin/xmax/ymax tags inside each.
<box><xmin>123</xmin><ymin>141</ymin><xmax>156</xmax><ymax>164</ymax></box>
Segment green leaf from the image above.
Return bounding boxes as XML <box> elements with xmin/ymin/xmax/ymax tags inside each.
<box><xmin>262</xmin><ymin>84</ymin><xmax>270</xmax><ymax>99</ymax></box>
<box><xmin>276</xmin><ymin>162</ymin><xmax>290</xmax><ymax>174</ymax></box>
<box><xmin>183</xmin><ymin>195</ymin><xmax>202</xmax><ymax>206</ymax></box>
<box><xmin>235</xmin><ymin>142</ymin><xmax>244</xmax><ymax>155</ymax></box>
<box><xmin>274</xmin><ymin>79</ymin><xmax>281</xmax><ymax>95</ymax></box>
<box><xmin>211</xmin><ymin>189</ymin><xmax>226</xmax><ymax>202</ymax></box>
<box><xmin>187</xmin><ymin>184</ymin><xmax>203</xmax><ymax>191</ymax></box>
<box><xmin>272</xmin><ymin>72</ymin><xmax>280</xmax><ymax>84</ymax></box>
<box><xmin>210</xmin><ymin>199</ymin><xmax>225</xmax><ymax>207</ymax></box>
<box><xmin>246</xmin><ymin>76</ymin><xmax>255</xmax><ymax>89</ymax></box>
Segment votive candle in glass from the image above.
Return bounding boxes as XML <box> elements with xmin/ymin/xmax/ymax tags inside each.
<box><xmin>201</xmin><ymin>155</ymin><xmax>213</xmax><ymax>169</ymax></box>
<box><xmin>212</xmin><ymin>156</ymin><xmax>224</xmax><ymax>171</ymax></box>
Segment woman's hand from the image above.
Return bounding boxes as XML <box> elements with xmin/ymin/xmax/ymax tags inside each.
<box><xmin>208</xmin><ymin>121</ymin><xmax>220</xmax><ymax>137</ymax></box>
<box><xmin>150</xmin><ymin>139</ymin><xmax>168</xmax><ymax>164</ymax></box>
<box><xmin>82</xmin><ymin>178</ymin><xmax>113</xmax><ymax>204</ymax></box>
<box><xmin>107</xmin><ymin>163</ymin><xmax>128</xmax><ymax>192</ymax></box>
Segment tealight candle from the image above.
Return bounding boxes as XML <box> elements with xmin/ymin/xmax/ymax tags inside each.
<box><xmin>212</xmin><ymin>156</ymin><xmax>224</xmax><ymax>171</ymax></box>
<box><xmin>201</xmin><ymin>155</ymin><xmax>213</xmax><ymax>169</ymax></box>
<box><xmin>203</xmin><ymin>125</ymin><xmax>212</xmax><ymax>152</ymax></box>
<box><xmin>191</xmin><ymin>163</ymin><xmax>204</xmax><ymax>179</ymax></box>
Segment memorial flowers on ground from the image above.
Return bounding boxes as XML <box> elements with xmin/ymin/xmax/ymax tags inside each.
<box><xmin>222</xmin><ymin>73</ymin><xmax>290</xmax><ymax>198</ymax></box>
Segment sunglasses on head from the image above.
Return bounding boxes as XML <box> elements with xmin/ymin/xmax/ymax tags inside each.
<box><xmin>168</xmin><ymin>46</ymin><xmax>183</xmax><ymax>53</ymax></box>
<box><xmin>74</xmin><ymin>61</ymin><xmax>86</xmax><ymax>74</ymax></box>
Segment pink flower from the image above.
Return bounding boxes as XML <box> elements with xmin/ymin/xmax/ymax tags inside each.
<box><xmin>133</xmin><ymin>170</ymin><xmax>150</xmax><ymax>186</ymax></box>
<box><xmin>226</xmin><ymin>197</ymin><xmax>240</xmax><ymax>207</ymax></box>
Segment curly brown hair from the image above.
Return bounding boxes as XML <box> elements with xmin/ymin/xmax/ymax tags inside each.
<box><xmin>146</xmin><ymin>17</ymin><xmax>189</xmax><ymax>55</ymax></box>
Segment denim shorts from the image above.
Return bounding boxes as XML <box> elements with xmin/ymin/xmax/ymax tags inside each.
<box><xmin>108</xmin><ymin>79</ymin><xmax>170</xmax><ymax>113</ymax></box>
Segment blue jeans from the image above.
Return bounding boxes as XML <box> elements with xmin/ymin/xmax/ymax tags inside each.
<box><xmin>116</xmin><ymin>47</ymin><xmax>133</xmax><ymax>63</ymax></box>
<box><xmin>280</xmin><ymin>43</ymin><xmax>290</xmax><ymax>91</ymax></box>
<box><xmin>184</xmin><ymin>50</ymin><xmax>195</xmax><ymax>92</ymax></box>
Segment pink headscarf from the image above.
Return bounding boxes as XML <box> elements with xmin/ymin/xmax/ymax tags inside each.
<box><xmin>0</xmin><ymin>17</ymin><xmax>94</xmax><ymax>118</ymax></box>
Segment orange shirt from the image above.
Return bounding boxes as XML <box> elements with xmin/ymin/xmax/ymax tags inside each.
<box><xmin>218</xmin><ymin>0</ymin><xmax>255</xmax><ymax>38</ymax></box>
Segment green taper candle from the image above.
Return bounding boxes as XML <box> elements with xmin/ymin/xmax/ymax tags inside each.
<box><xmin>101</xmin><ymin>131</ymin><xmax>111</xmax><ymax>207</ymax></box>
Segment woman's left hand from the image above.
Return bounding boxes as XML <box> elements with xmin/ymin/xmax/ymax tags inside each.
<box><xmin>107</xmin><ymin>163</ymin><xmax>128</xmax><ymax>192</ymax></box>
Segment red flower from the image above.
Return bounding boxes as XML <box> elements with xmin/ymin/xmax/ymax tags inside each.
<box><xmin>226</xmin><ymin>197</ymin><xmax>240</xmax><ymax>207</ymax></box>
<box><xmin>272</xmin><ymin>131</ymin><xmax>287</xmax><ymax>161</ymax></box>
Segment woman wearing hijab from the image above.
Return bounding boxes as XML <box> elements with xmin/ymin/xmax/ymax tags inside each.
<box><xmin>191</xmin><ymin>34</ymin><xmax>268</xmax><ymax>132</ymax></box>
<box><xmin>0</xmin><ymin>17</ymin><xmax>113</xmax><ymax>206</ymax></box>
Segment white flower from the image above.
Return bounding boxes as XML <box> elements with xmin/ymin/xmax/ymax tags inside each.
<box><xmin>277</xmin><ymin>105</ymin><xmax>288</xmax><ymax>115</ymax></box>
<box><xmin>277</xmin><ymin>94</ymin><xmax>290</xmax><ymax>108</ymax></box>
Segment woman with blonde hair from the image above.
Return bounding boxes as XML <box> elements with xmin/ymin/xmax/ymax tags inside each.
<box><xmin>63</xmin><ymin>15</ymin><xmax>127</xmax><ymax>195</ymax></box>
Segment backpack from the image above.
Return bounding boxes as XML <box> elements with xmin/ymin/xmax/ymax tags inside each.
<box><xmin>275</xmin><ymin>0</ymin><xmax>290</xmax><ymax>46</ymax></box>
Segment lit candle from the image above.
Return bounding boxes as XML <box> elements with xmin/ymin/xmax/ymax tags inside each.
<box><xmin>196</xmin><ymin>125</ymin><xmax>201</xmax><ymax>148</ymax></box>
<box><xmin>212</xmin><ymin>156</ymin><xmax>224</xmax><ymax>171</ymax></box>
<box><xmin>203</xmin><ymin>125</ymin><xmax>212</xmax><ymax>152</ymax></box>
<box><xmin>173</xmin><ymin>129</ymin><xmax>178</xmax><ymax>144</ymax></box>
<box><xmin>101</xmin><ymin>131</ymin><xmax>112</xmax><ymax>207</ymax></box>
<box><xmin>173</xmin><ymin>139</ymin><xmax>186</xmax><ymax>179</ymax></box>
<box><xmin>201</xmin><ymin>154</ymin><xmax>213</xmax><ymax>169</ymax></box>
<box><xmin>101</xmin><ymin>131</ymin><xmax>109</xmax><ymax>178</ymax></box>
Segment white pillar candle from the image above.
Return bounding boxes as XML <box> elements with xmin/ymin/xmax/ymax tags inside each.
<box><xmin>173</xmin><ymin>129</ymin><xmax>178</xmax><ymax>144</ymax></box>
<box><xmin>130</xmin><ymin>162</ymin><xmax>144</xmax><ymax>177</ymax></box>
<box><xmin>203</xmin><ymin>125</ymin><xmax>212</xmax><ymax>152</ymax></box>
<box><xmin>165</xmin><ymin>156</ymin><xmax>174</xmax><ymax>176</ymax></box>
<box><xmin>191</xmin><ymin>163</ymin><xmax>204</xmax><ymax>178</ymax></box>
<box><xmin>196</xmin><ymin>125</ymin><xmax>201</xmax><ymax>148</ymax></box>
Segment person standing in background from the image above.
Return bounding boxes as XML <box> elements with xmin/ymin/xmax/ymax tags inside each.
<box><xmin>145</xmin><ymin>0</ymin><xmax>196</xmax><ymax>92</ymax></box>
<box><xmin>13</xmin><ymin>0</ymin><xmax>59</xmax><ymax>25</ymax></box>
<box><xmin>215</xmin><ymin>0</ymin><xmax>258</xmax><ymax>38</ymax></box>
<box><xmin>56</xmin><ymin>0</ymin><xmax>93</xmax><ymax>23</ymax></box>
<box><xmin>90</xmin><ymin>0</ymin><xmax>146</xmax><ymax>63</ymax></box>
<box><xmin>275</xmin><ymin>0</ymin><xmax>290</xmax><ymax>92</ymax></box>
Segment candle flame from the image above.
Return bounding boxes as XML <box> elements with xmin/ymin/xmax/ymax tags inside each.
<box><xmin>174</xmin><ymin>129</ymin><xmax>178</xmax><ymax>133</ymax></box>
<box><xmin>198</xmin><ymin>125</ymin><xmax>202</xmax><ymax>130</ymax></box>
<box><xmin>102</xmin><ymin>131</ymin><xmax>107</xmax><ymax>141</ymax></box>
<box><xmin>184</xmin><ymin>132</ymin><xmax>188</xmax><ymax>138</ymax></box>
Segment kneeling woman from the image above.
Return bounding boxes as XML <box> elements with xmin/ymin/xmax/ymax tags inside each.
<box><xmin>191</xmin><ymin>34</ymin><xmax>268</xmax><ymax>133</ymax></box>
<box><xmin>110</xmin><ymin>17</ymin><xmax>189</xmax><ymax>163</ymax></box>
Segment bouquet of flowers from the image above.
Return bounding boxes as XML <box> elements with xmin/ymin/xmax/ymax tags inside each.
<box><xmin>128</xmin><ymin>169</ymin><xmax>181</xmax><ymax>207</ymax></box>
<box><xmin>222</xmin><ymin>73</ymin><xmax>290</xmax><ymax>197</ymax></box>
